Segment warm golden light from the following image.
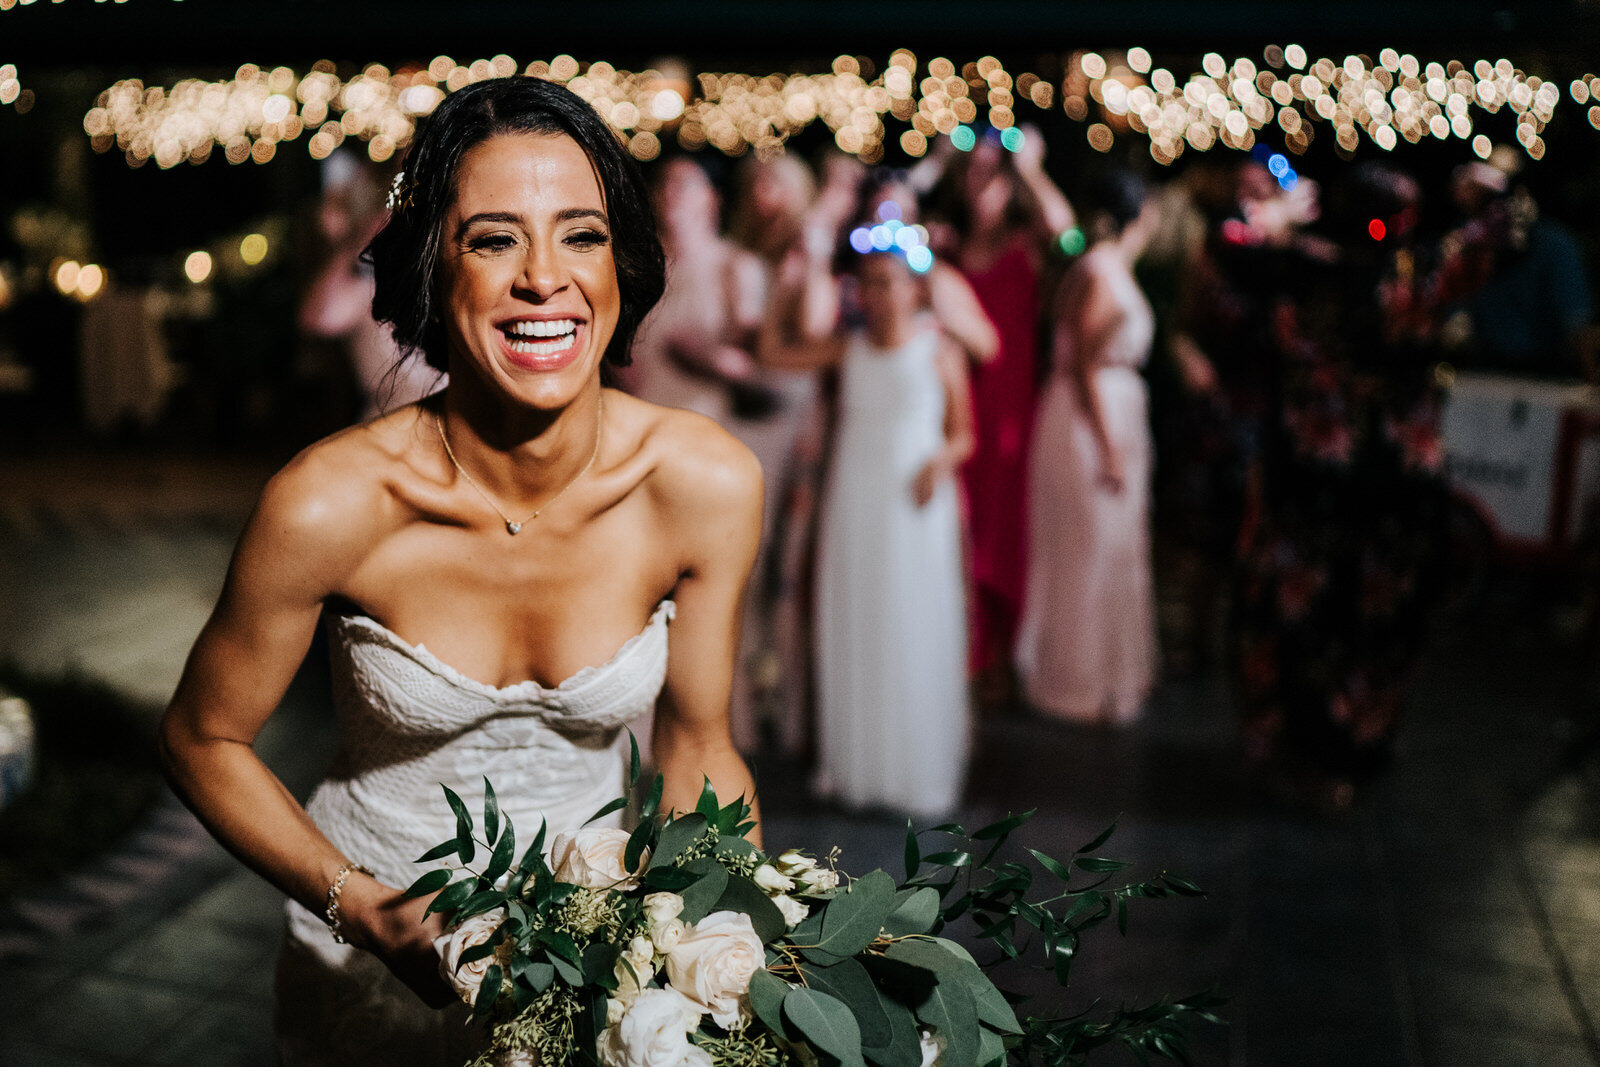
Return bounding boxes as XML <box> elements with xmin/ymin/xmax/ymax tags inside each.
<box><xmin>239</xmin><ymin>233</ymin><xmax>268</xmax><ymax>266</ymax></box>
<box><xmin>76</xmin><ymin>263</ymin><xmax>104</xmax><ymax>300</ymax></box>
<box><xmin>53</xmin><ymin>259</ymin><xmax>80</xmax><ymax>295</ymax></box>
<box><xmin>184</xmin><ymin>251</ymin><xmax>212</xmax><ymax>284</ymax></box>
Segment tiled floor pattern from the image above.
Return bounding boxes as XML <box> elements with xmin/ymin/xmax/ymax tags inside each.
<box><xmin>0</xmin><ymin>457</ymin><xmax>1596</xmax><ymax>1066</ymax></box>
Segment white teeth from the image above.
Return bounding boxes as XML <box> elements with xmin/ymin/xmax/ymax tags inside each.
<box><xmin>507</xmin><ymin>318</ymin><xmax>577</xmax><ymax>338</ymax></box>
<box><xmin>506</xmin><ymin>336</ymin><xmax>575</xmax><ymax>356</ymax></box>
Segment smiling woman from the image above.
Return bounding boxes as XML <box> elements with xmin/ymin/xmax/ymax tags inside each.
<box><xmin>156</xmin><ymin>77</ymin><xmax>763</xmax><ymax>1065</ymax></box>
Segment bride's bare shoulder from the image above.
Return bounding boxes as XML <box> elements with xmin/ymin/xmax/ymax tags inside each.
<box><xmin>246</xmin><ymin>406</ymin><xmax>437</xmax><ymax>565</ymax></box>
<box><xmin>610</xmin><ymin>392</ymin><xmax>761</xmax><ymax>518</ymax></box>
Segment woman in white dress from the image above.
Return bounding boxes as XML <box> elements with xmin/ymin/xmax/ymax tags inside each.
<box><xmin>1015</xmin><ymin>170</ymin><xmax>1160</xmax><ymax>725</ymax></box>
<box><xmin>158</xmin><ymin>79</ymin><xmax>762</xmax><ymax>1063</ymax></box>
<box><xmin>764</xmin><ymin>246</ymin><xmax>974</xmax><ymax>819</ymax></box>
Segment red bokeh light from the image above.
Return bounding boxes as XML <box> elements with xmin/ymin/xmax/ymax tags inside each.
<box><xmin>1368</xmin><ymin>218</ymin><xmax>1387</xmax><ymax>241</ymax></box>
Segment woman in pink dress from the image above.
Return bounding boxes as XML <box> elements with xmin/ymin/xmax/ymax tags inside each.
<box><xmin>1015</xmin><ymin>171</ymin><xmax>1159</xmax><ymax>724</ymax></box>
<box><xmin>940</xmin><ymin>127</ymin><xmax>1075</xmax><ymax>693</ymax></box>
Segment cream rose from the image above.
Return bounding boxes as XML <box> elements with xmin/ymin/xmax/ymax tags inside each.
<box><xmin>663</xmin><ymin>910</ymin><xmax>765</xmax><ymax>1030</ymax></box>
<box><xmin>551</xmin><ymin>827</ymin><xmax>647</xmax><ymax>890</ymax></box>
<box><xmin>805</xmin><ymin>868</ymin><xmax>840</xmax><ymax>892</ymax></box>
<box><xmin>433</xmin><ymin>908</ymin><xmax>508</xmax><ymax>1005</ymax></box>
<box><xmin>771</xmin><ymin>893</ymin><xmax>809</xmax><ymax>928</ymax></box>
<box><xmin>651</xmin><ymin>917</ymin><xmax>686</xmax><ymax>954</ymax></box>
<box><xmin>643</xmin><ymin>892</ymin><xmax>686</xmax><ymax>926</ymax></box>
<box><xmin>598</xmin><ymin>987</ymin><xmax>711</xmax><ymax>1067</ymax></box>
<box><xmin>773</xmin><ymin>850</ymin><xmax>818</xmax><ymax>878</ymax></box>
<box><xmin>752</xmin><ymin>863</ymin><xmax>796</xmax><ymax>895</ymax></box>
<box><xmin>918</xmin><ymin>1028</ymin><xmax>944</xmax><ymax>1067</ymax></box>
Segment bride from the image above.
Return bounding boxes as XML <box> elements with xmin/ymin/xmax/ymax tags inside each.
<box><xmin>158</xmin><ymin>77</ymin><xmax>763</xmax><ymax>1063</ymax></box>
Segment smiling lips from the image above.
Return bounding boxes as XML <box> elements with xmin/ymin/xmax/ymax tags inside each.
<box><xmin>501</xmin><ymin>317</ymin><xmax>582</xmax><ymax>369</ymax></box>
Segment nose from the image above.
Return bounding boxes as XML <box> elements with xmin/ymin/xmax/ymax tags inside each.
<box><xmin>516</xmin><ymin>237</ymin><xmax>569</xmax><ymax>301</ymax></box>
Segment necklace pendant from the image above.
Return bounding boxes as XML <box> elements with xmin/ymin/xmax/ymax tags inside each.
<box><xmin>505</xmin><ymin>520</ymin><xmax>523</xmax><ymax>535</ymax></box>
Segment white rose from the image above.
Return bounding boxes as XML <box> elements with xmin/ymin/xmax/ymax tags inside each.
<box><xmin>919</xmin><ymin>1027</ymin><xmax>944</xmax><ymax>1067</ymax></box>
<box><xmin>598</xmin><ymin>987</ymin><xmax>711</xmax><ymax>1067</ymax></box>
<box><xmin>773</xmin><ymin>850</ymin><xmax>818</xmax><ymax>878</ymax></box>
<box><xmin>752</xmin><ymin>864</ymin><xmax>795</xmax><ymax>895</ymax></box>
<box><xmin>551</xmin><ymin>827</ymin><xmax>647</xmax><ymax>890</ymax></box>
<box><xmin>804</xmin><ymin>868</ymin><xmax>840</xmax><ymax>892</ymax></box>
<box><xmin>433</xmin><ymin>908</ymin><xmax>508</xmax><ymax>1006</ymax></box>
<box><xmin>626</xmin><ymin>936</ymin><xmax>657</xmax><ymax>970</ymax></box>
<box><xmin>771</xmin><ymin>893</ymin><xmax>809</xmax><ymax>928</ymax></box>
<box><xmin>651</xmin><ymin>917</ymin><xmax>686</xmax><ymax>954</ymax></box>
<box><xmin>612</xmin><ymin>952</ymin><xmax>654</xmax><ymax>1016</ymax></box>
<box><xmin>643</xmin><ymin>892</ymin><xmax>686</xmax><ymax>926</ymax></box>
<box><xmin>664</xmin><ymin>911</ymin><xmax>765</xmax><ymax>1030</ymax></box>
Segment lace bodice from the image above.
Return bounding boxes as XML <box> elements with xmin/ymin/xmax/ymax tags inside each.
<box><xmin>284</xmin><ymin>600</ymin><xmax>675</xmax><ymax>955</ymax></box>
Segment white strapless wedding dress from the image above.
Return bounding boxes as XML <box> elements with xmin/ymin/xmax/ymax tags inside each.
<box><xmin>275</xmin><ymin>601</ymin><xmax>675</xmax><ymax>1066</ymax></box>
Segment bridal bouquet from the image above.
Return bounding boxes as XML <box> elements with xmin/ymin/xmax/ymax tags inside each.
<box><xmin>408</xmin><ymin>738</ymin><xmax>1219</xmax><ymax>1066</ymax></box>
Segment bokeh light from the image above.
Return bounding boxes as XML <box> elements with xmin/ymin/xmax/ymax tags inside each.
<box><xmin>184</xmin><ymin>251</ymin><xmax>213</xmax><ymax>284</ymax></box>
<box><xmin>239</xmin><ymin>233</ymin><xmax>268</xmax><ymax>266</ymax></box>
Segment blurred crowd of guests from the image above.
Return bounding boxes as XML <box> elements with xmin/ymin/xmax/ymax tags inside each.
<box><xmin>290</xmin><ymin>131</ymin><xmax>1593</xmax><ymax>817</ymax></box>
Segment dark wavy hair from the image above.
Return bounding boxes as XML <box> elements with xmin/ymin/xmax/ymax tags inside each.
<box><xmin>368</xmin><ymin>77</ymin><xmax>666</xmax><ymax>373</ymax></box>
<box><xmin>1083</xmin><ymin>168</ymin><xmax>1147</xmax><ymax>235</ymax></box>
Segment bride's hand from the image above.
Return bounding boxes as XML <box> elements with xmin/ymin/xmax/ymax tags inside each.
<box><xmin>341</xmin><ymin>874</ymin><xmax>456</xmax><ymax>1008</ymax></box>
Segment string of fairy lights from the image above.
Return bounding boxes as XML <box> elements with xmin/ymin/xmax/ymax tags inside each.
<box><xmin>67</xmin><ymin>47</ymin><xmax>1600</xmax><ymax>173</ymax></box>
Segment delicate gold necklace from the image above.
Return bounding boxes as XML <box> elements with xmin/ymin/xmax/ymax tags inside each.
<box><xmin>434</xmin><ymin>395</ymin><xmax>603</xmax><ymax>535</ymax></box>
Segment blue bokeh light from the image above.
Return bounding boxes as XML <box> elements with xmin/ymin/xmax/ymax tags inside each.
<box><xmin>906</xmin><ymin>246</ymin><xmax>934</xmax><ymax>274</ymax></box>
<box><xmin>876</xmin><ymin>201</ymin><xmax>902</xmax><ymax>222</ymax></box>
<box><xmin>1000</xmin><ymin>126</ymin><xmax>1025</xmax><ymax>153</ymax></box>
<box><xmin>870</xmin><ymin>225</ymin><xmax>894</xmax><ymax>251</ymax></box>
<box><xmin>950</xmin><ymin>125</ymin><xmax>976</xmax><ymax>152</ymax></box>
<box><xmin>848</xmin><ymin>227</ymin><xmax>874</xmax><ymax>254</ymax></box>
<box><xmin>1267</xmin><ymin>153</ymin><xmax>1290</xmax><ymax>177</ymax></box>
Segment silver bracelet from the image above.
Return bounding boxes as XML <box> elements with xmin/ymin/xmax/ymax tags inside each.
<box><xmin>324</xmin><ymin>862</ymin><xmax>374</xmax><ymax>944</ymax></box>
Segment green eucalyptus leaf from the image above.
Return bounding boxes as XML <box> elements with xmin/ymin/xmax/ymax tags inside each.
<box><xmin>913</xmin><ymin>978</ymin><xmax>978</xmax><ymax>1067</ymax></box>
<box><xmin>884</xmin><ymin>937</ymin><xmax>962</xmax><ymax>975</ymax></box>
<box><xmin>714</xmin><ymin>795</ymin><xmax>751</xmax><ymax>835</ymax></box>
<box><xmin>1162</xmin><ymin>873</ymin><xmax>1206</xmax><ymax>896</ymax></box>
<box><xmin>642</xmin><ymin>865</ymin><xmax>698</xmax><ymax>892</ymax></box>
<box><xmin>402</xmin><ymin>868</ymin><xmax>452</xmax><ymax>900</ymax></box>
<box><xmin>863</xmin><ymin>991</ymin><xmax>924</xmax><ymax>1067</ymax></box>
<box><xmin>782</xmin><ymin>987</ymin><xmax>867</xmax><ymax>1067</ymax></box>
<box><xmin>459</xmin><ymin>889</ymin><xmax>508</xmax><ymax>919</ymax></box>
<box><xmin>971</xmin><ymin>809</ymin><xmax>1034</xmax><ymax>840</ymax></box>
<box><xmin>921</xmin><ymin>850</ymin><xmax>972</xmax><ymax>869</ymax></box>
<box><xmin>977</xmin><ymin>1023</ymin><xmax>1007</xmax><ymax>1067</ymax></box>
<box><xmin>713</xmin><ymin>874</ymin><xmax>787</xmax><ymax>944</ymax></box>
<box><xmin>624</xmin><ymin>818</ymin><xmax>655</xmax><ymax>874</ymax></box>
<box><xmin>648</xmin><ymin>813</ymin><xmax>708</xmax><ymax>869</ymax></box>
<box><xmin>813</xmin><ymin>869</ymin><xmax>895</xmax><ymax>958</ymax></box>
<box><xmin>472</xmin><ymin>962</ymin><xmax>502</xmax><ymax>1020</ymax></box>
<box><xmin>1027</xmin><ymin>848</ymin><xmax>1074</xmax><ymax>883</ymax></box>
<box><xmin>1074</xmin><ymin>856</ymin><xmax>1132</xmax><ymax>874</ymax></box>
<box><xmin>484</xmin><ymin>816</ymin><xmax>517</xmax><ymax>885</ymax></box>
<box><xmin>748</xmin><ymin>968</ymin><xmax>798</xmax><ymax>1040</ymax></box>
<box><xmin>424</xmin><ymin>877</ymin><xmax>476</xmax><ymax>919</ymax></box>
<box><xmin>676</xmin><ymin>857</ymin><xmax>730</xmax><ymax>925</ymax></box>
<box><xmin>882</xmin><ymin>887</ymin><xmax>940</xmax><ymax>938</ymax></box>
<box><xmin>539</xmin><ymin>928</ymin><xmax>582</xmax><ymax>966</ymax></box>
<box><xmin>713</xmin><ymin>835</ymin><xmax>759</xmax><ymax>863</ymax></box>
<box><xmin>798</xmin><ymin>957</ymin><xmax>892</xmax><ymax>1048</ymax></box>
<box><xmin>639</xmin><ymin>773</ymin><xmax>666</xmax><ymax>821</ymax></box>
<box><xmin>628</xmin><ymin>731</ymin><xmax>642</xmax><ymax>789</ymax></box>
<box><xmin>457</xmin><ymin>939</ymin><xmax>501</xmax><ymax>968</ymax></box>
<box><xmin>483</xmin><ymin>777</ymin><xmax>500</xmax><ymax>848</ymax></box>
<box><xmin>694</xmin><ymin>776</ymin><xmax>720</xmax><ymax>818</ymax></box>
<box><xmin>582</xmin><ymin>942</ymin><xmax>620</xmax><ymax>986</ymax></box>
<box><xmin>444</xmin><ymin>785</ymin><xmax>473</xmax><ymax>844</ymax></box>
<box><xmin>859</xmin><ymin>953</ymin><xmax>938</xmax><ymax>1003</ymax></box>
<box><xmin>584</xmin><ymin>796</ymin><xmax>629</xmax><ymax>827</ymax></box>
<box><xmin>551</xmin><ymin>951</ymin><xmax>584</xmax><ymax>987</ymax></box>
<box><xmin>415</xmin><ymin>839</ymin><xmax>463</xmax><ymax>864</ymax></box>
<box><xmin>1075</xmin><ymin>820</ymin><xmax>1119</xmax><ymax>855</ymax></box>
<box><xmin>525</xmin><ymin>960</ymin><xmax>555</xmax><ymax>993</ymax></box>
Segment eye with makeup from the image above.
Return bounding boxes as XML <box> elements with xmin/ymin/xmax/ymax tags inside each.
<box><xmin>464</xmin><ymin>232</ymin><xmax>519</xmax><ymax>255</ymax></box>
<box><xmin>565</xmin><ymin>227</ymin><xmax>611</xmax><ymax>250</ymax></box>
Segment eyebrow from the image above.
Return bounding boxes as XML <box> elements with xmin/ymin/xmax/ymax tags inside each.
<box><xmin>456</xmin><ymin>208</ymin><xmax>609</xmax><ymax>237</ymax></box>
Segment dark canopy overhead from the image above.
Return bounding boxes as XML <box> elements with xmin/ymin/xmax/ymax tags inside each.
<box><xmin>10</xmin><ymin>0</ymin><xmax>1594</xmax><ymax>71</ymax></box>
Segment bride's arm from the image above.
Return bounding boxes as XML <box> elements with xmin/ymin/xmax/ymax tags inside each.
<box><xmin>649</xmin><ymin>416</ymin><xmax>765</xmax><ymax>846</ymax></box>
<box><xmin>158</xmin><ymin>445</ymin><xmax>451</xmax><ymax>1004</ymax></box>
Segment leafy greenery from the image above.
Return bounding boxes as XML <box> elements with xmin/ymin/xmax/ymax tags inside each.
<box><xmin>412</xmin><ymin>733</ymin><xmax>1222</xmax><ymax>1066</ymax></box>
